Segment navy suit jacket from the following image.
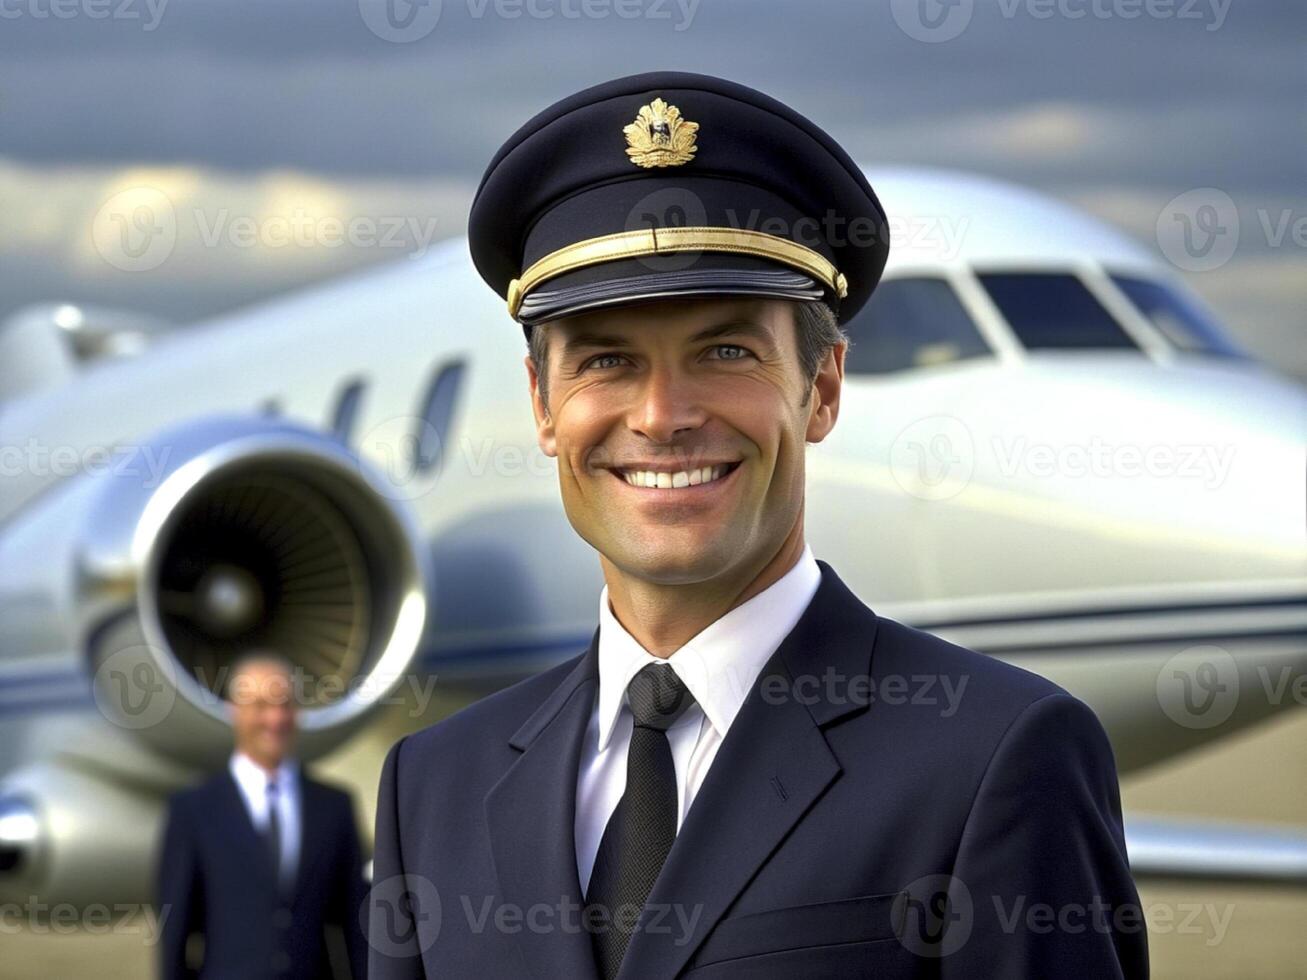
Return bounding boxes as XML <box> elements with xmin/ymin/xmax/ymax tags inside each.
<box><xmin>369</xmin><ymin>560</ymin><xmax>1149</xmax><ymax>978</ymax></box>
<box><xmin>157</xmin><ymin>766</ymin><xmax>369</xmax><ymax>980</ymax></box>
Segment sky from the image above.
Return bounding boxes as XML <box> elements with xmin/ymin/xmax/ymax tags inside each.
<box><xmin>0</xmin><ymin>0</ymin><xmax>1302</xmax><ymax>373</ymax></box>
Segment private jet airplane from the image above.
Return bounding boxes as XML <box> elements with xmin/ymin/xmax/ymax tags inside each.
<box><xmin>0</xmin><ymin>168</ymin><xmax>1304</xmax><ymax>907</ymax></box>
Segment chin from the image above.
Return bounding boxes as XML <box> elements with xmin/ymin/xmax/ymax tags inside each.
<box><xmin>614</xmin><ymin>536</ymin><xmax>740</xmax><ymax>584</ymax></box>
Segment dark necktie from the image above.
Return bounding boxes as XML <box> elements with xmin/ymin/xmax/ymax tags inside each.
<box><xmin>265</xmin><ymin>778</ymin><xmax>282</xmax><ymax>890</ymax></box>
<box><xmin>585</xmin><ymin>662</ymin><xmax>696</xmax><ymax>980</ymax></box>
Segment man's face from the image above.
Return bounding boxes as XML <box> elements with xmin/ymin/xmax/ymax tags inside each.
<box><xmin>526</xmin><ymin>297</ymin><xmax>844</xmax><ymax>586</ymax></box>
<box><xmin>228</xmin><ymin>660</ymin><xmax>298</xmax><ymax>767</ymax></box>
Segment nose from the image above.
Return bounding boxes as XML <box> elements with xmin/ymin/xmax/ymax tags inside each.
<box><xmin>626</xmin><ymin>361</ymin><xmax>708</xmax><ymax>443</ymax></box>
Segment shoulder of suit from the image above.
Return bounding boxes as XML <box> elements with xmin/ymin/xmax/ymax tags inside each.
<box><xmin>298</xmin><ymin>771</ymin><xmax>354</xmax><ymax>805</ymax></box>
<box><xmin>165</xmin><ymin>768</ymin><xmax>230</xmax><ymax>814</ymax></box>
<box><xmin>394</xmin><ymin>648</ymin><xmax>589</xmax><ymax>761</ymax></box>
<box><xmin>169</xmin><ymin>767</ymin><xmax>352</xmax><ymax>809</ymax></box>
<box><xmin>870</xmin><ymin>612</ymin><xmax>1073</xmax><ymax>715</ymax></box>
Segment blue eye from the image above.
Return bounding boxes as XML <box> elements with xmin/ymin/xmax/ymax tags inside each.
<box><xmin>585</xmin><ymin>354</ymin><xmax>626</xmax><ymax>370</ymax></box>
<box><xmin>712</xmin><ymin>344</ymin><xmax>752</xmax><ymax>360</ymax></box>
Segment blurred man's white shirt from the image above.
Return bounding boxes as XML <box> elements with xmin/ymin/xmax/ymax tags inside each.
<box><xmin>229</xmin><ymin>750</ymin><xmax>301</xmax><ymax>889</ymax></box>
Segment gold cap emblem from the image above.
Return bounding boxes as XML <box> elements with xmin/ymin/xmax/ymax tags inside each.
<box><xmin>623</xmin><ymin>98</ymin><xmax>699</xmax><ymax>169</ymax></box>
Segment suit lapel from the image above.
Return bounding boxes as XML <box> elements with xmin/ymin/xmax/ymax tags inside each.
<box><xmin>484</xmin><ymin>629</ymin><xmax>603</xmax><ymax>980</ymax></box>
<box><xmin>290</xmin><ymin>771</ymin><xmax>320</xmax><ymax>905</ymax></box>
<box><xmin>616</xmin><ymin>560</ymin><xmax>880</xmax><ymax>980</ymax></box>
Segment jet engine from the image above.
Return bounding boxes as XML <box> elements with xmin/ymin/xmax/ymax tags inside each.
<box><xmin>0</xmin><ymin>414</ymin><xmax>430</xmax><ymax>905</ymax></box>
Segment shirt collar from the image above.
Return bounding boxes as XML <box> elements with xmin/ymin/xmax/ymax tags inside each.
<box><xmin>229</xmin><ymin>750</ymin><xmax>298</xmax><ymax>796</ymax></box>
<box><xmin>595</xmin><ymin>543</ymin><xmax>821</xmax><ymax>752</ymax></box>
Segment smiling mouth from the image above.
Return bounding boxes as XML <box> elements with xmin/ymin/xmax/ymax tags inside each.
<box><xmin>611</xmin><ymin>460</ymin><xmax>742</xmax><ymax>489</ymax></box>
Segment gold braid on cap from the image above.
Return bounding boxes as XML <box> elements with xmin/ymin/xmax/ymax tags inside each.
<box><xmin>506</xmin><ymin>226</ymin><xmax>848</xmax><ymax>320</ymax></box>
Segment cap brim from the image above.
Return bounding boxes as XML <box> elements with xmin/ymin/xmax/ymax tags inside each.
<box><xmin>516</xmin><ymin>254</ymin><xmax>825</xmax><ymax>325</ymax></box>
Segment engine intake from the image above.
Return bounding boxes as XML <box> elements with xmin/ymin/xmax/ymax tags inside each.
<box><xmin>75</xmin><ymin>415</ymin><xmax>430</xmax><ymax>767</ymax></box>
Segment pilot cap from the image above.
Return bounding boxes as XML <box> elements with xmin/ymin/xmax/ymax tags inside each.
<box><xmin>468</xmin><ymin>70</ymin><xmax>890</xmax><ymax>335</ymax></box>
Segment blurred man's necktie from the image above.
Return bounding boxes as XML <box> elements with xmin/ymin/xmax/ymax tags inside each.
<box><xmin>265</xmin><ymin>777</ymin><xmax>282</xmax><ymax>891</ymax></box>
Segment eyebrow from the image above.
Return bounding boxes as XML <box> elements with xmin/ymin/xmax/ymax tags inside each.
<box><xmin>558</xmin><ymin>332</ymin><xmax>630</xmax><ymax>358</ymax></box>
<box><xmin>559</xmin><ymin>320</ymin><xmax>777</xmax><ymax>359</ymax></box>
<box><xmin>691</xmin><ymin>320</ymin><xmax>778</xmax><ymax>345</ymax></box>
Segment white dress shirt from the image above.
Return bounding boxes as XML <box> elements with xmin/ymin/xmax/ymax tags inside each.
<box><xmin>229</xmin><ymin>750</ymin><xmax>301</xmax><ymax>890</ymax></box>
<box><xmin>575</xmin><ymin>544</ymin><xmax>822</xmax><ymax>894</ymax></box>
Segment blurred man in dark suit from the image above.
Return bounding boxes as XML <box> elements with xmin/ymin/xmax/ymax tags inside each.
<box><xmin>156</xmin><ymin>651</ymin><xmax>369</xmax><ymax>980</ymax></box>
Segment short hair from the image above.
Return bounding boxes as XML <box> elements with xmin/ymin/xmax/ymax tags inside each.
<box><xmin>222</xmin><ymin>649</ymin><xmax>296</xmax><ymax>703</ymax></box>
<box><xmin>528</xmin><ymin>299</ymin><xmax>848</xmax><ymax>413</ymax></box>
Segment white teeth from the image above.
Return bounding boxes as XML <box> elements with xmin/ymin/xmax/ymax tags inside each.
<box><xmin>621</xmin><ymin>464</ymin><xmax>732</xmax><ymax>488</ymax></box>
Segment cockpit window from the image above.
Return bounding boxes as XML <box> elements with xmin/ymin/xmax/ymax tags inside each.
<box><xmin>978</xmin><ymin>272</ymin><xmax>1139</xmax><ymax>351</ymax></box>
<box><xmin>1110</xmin><ymin>275</ymin><xmax>1248</xmax><ymax>358</ymax></box>
<box><xmin>844</xmin><ymin>277</ymin><xmax>991</xmax><ymax>375</ymax></box>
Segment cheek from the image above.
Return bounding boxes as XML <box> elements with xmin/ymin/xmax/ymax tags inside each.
<box><xmin>555</xmin><ymin>399</ymin><xmax>620</xmax><ymax>475</ymax></box>
<box><xmin>764</xmin><ymin>436</ymin><xmax>804</xmax><ymax>497</ymax></box>
<box><xmin>721</xmin><ymin>391</ymin><xmax>799</xmax><ymax>465</ymax></box>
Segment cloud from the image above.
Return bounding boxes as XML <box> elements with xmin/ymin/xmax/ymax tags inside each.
<box><xmin>0</xmin><ymin>156</ymin><xmax>473</xmax><ymax>320</ymax></box>
<box><xmin>0</xmin><ymin>1</ymin><xmax>1299</xmax><ymax>373</ymax></box>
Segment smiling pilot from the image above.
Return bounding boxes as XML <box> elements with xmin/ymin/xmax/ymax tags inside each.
<box><xmin>368</xmin><ymin>70</ymin><xmax>1148</xmax><ymax>980</ymax></box>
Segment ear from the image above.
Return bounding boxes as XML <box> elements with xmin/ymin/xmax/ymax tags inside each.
<box><xmin>525</xmin><ymin>353</ymin><xmax>557</xmax><ymax>457</ymax></box>
<box><xmin>805</xmin><ymin>339</ymin><xmax>845</xmax><ymax>444</ymax></box>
